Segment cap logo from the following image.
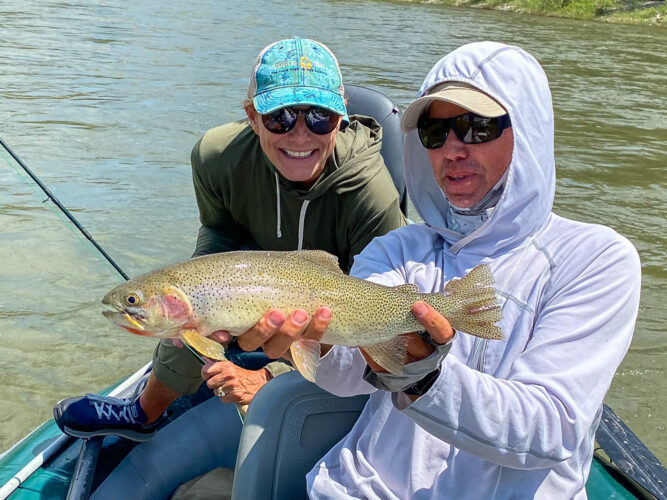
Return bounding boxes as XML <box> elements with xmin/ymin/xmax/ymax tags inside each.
<box><xmin>250</xmin><ymin>37</ymin><xmax>348</xmax><ymax>120</ymax></box>
<box><xmin>299</xmin><ymin>56</ymin><xmax>312</xmax><ymax>70</ymax></box>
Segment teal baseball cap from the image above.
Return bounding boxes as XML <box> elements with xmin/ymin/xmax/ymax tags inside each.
<box><xmin>248</xmin><ymin>37</ymin><xmax>349</xmax><ymax>123</ymax></box>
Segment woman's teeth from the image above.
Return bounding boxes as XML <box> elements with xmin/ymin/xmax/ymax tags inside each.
<box><xmin>284</xmin><ymin>149</ymin><xmax>314</xmax><ymax>158</ymax></box>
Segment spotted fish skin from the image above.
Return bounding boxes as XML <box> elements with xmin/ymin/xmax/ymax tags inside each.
<box><xmin>101</xmin><ymin>250</ymin><xmax>503</xmax><ymax>376</ymax></box>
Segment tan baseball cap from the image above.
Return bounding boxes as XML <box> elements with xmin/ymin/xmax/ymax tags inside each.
<box><xmin>401</xmin><ymin>82</ymin><xmax>506</xmax><ymax>132</ymax></box>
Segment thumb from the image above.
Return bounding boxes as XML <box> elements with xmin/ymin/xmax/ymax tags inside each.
<box><xmin>412</xmin><ymin>301</ymin><xmax>454</xmax><ymax>345</ymax></box>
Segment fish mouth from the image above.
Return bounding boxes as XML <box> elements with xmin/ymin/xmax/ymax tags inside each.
<box><xmin>102</xmin><ymin>307</ymin><xmax>153</xmax><ymax>337</ymax></box>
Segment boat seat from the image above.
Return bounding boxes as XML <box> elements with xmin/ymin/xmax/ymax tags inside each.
<box><xmin>344</xmin><ymin>84</ymin><xmax>407</xmax><ymax>215</ymax></box>
<box><xmin>231</xmin><ymin>371</ymin><xmax>368</xmax><ymax>500</ymax></box>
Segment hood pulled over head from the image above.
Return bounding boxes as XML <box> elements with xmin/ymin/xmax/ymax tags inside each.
<box><xmin>403</xmin><ymin>42</ymin><xmax>555</xmax><ymax>256</ymax></box>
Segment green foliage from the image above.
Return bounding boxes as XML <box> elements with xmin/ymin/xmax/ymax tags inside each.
<box><xmin>399</xmin><ymin>0</ymin><xmax>666</xmax><ymax>24</ymax></box>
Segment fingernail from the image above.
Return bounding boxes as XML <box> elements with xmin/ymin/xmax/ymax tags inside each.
<box><xmin>413</xmin><ymin>302</ymin><xmax>427</xmax><ymax>317</ymax></box>
<box><xmin>293</xmin><ymin>310</ymin><xmax>308</xmax><ymax>325</ymax></box>
<box><xmin>318</xmin><ymin>307</ymin><xmax>332</xmax><ymax>320</ymax></box>
<box><xmin>268</xmin><ymin>311</ymin><xmax>285</xmax><ymax>328</ymax></box>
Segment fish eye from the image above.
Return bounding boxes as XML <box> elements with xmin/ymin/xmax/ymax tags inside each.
<box><xmin>124</xmin><ymin>292</ymin><xmax>142</xmax><ymax>306</ymax></box>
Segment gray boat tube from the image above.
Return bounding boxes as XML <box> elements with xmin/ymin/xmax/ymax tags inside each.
<box><xmin>344</xmin><ymin>84</ymin><xmax>407</xmax><ymax>215</ymax></box>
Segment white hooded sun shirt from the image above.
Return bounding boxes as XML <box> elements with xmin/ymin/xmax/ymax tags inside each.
<box><xmin>307</xmin><ymin>42</ymin><xmax>641</xmax><ymax>499</ymax></box>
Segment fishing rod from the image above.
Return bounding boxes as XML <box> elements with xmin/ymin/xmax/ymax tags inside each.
<box><xmin>0</xmin><ymin>136</ymin><xmax>129</xmax><ymax>281</ymax></box>
<box><xmin>0</xmin><ymin>136</ymin><xmax>134</xmax><ymax>499</ymax></box>
<box><xmin>2</xmin><ymin>134</ymin><xmax>212</xmax><ymax>369</ymax></box>
<box><xmin>3</xmin><ymin>136</ymin><xmax>213</xmax><ymax>348</ymax></box>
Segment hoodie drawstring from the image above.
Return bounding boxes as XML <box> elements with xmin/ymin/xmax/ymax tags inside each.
<box><xmin>275</xmin><ymin>171</ymin><xmax>310</xmax><ymax>249</ymax></box>
<box><xmin>274</xmin><ymin>172</ymin><xmax>282</xmax><ymax>239</ymax></box>
<box><xmin>297</xmin><ymin>200</ymin><xmax>310</xmax><ymax>250</ymax></box>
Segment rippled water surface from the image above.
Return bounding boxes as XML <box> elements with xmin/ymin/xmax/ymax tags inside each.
<box><xmin>1</xmin><ymin>0</ymin><xmax>665</xmax><ymax>462</ymax></box>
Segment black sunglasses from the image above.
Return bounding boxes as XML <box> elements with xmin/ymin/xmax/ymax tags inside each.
<box><xmin>417</xmin><ymin>112</ymin><xmax>512</xmax><ymax>149</ymax></box>
<box><xmin>261</xmin><ymin>106</ymin><xmax>340</xmax><ymax>135</ymax></box>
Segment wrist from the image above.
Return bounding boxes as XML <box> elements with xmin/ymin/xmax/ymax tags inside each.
<box><xmin>418</xmin><ymin>329</ymin><xmax>455</xmax><ymax>347</ymax></box>
<box><xmin>403</xmin><ymin>368</ymin><xmax>441</xmax><ymax>397</ymax></box>
<box><xmin>263</xmin><ymin>367</ymin><xmax>274</xmax><ymax>384</ymax></box>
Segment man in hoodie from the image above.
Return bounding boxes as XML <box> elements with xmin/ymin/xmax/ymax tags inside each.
<box><xmin>233</xmin><ymin>41</ymin><xmax>641</xmax><ymax>498</ymax></box>
<box><xmin>54</xmin><ymin>37</ymin><xmax>406</xmax><ymax>446</ymax></box>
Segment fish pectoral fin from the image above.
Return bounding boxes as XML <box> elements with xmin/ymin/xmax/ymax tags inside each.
<box><xmin>290</xmin><ymin>339</ymin><xmax>321</xmax><ymax>383</ymax></box>
<box><xmin>181</xmin><ymin>330</ymin><xmax>227</xmax><ymax>361</ymax></box>
<box><xmin>362</xmin><ymin>337</ymin><xmax>407</xmax><ymax>375</ymax></box>
<box><xmin>393</xmin><ymin>283</ymin><xmax>419</xmax><ymax>294</ymax></box>
<box><xmin>292</xmin><ymin>250</ymin><xmax>343</xmax><ymax>273</ymax></box>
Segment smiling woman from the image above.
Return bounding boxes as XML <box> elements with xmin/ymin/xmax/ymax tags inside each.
<box><xmin>245</xmin><ymin>103</ymin><xmax>342</xmax><ymax>187</ymax></box>
<box><xmin>242</xmin><ymin>38</ymin><xmax>347</xmax><ymax>188</ymax></box>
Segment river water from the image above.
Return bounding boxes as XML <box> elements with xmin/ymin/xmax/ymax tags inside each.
<box><xmin>1</xmin><ymin>0</ymin><xmax>665</xmax><ymax>463</ymax></box>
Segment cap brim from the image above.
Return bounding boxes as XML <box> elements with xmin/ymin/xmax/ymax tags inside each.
<box><xmin>253</xmin><ymin>86</ymin><xmax>347</xmax><ymax>117</ymax></box>
<box><xmin>401</xmin><ymin>83</ymin><xmax>506</xmax><ymax>132</ymax></box>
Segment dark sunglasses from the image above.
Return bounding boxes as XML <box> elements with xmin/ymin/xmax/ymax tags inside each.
<box><xmin>417</xmin><ymin>112</ymin><xmax>512</xmax><ymax>149</ymax></box>
<box><xmin>261</xmin><ymin>106</ymin><xmax>340</xmax><ymax>135</ymax></box>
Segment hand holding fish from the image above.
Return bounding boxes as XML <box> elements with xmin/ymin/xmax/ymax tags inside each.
<box><xmin>236</xmin><ymin>307</ymin><xmax>333</xmax><ymax>360</ymax></box>
<box><xmin>359</xmin><ymin>301</ymin><xmax>456</xmax><ymax>398</ymax></box>
<box><xmin>361</xmin><ymin>301</ymin><xmax>455</xmax><ymax>372</ymax></box>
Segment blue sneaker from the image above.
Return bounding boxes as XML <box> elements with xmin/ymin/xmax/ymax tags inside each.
<box><xmin>53</xmin><ymin>393</ymin><xmax>165</xmax><ymax>442</ymax></box>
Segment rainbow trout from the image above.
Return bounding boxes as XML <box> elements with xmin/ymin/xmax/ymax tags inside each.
<box><xmin>102</xmin><ymin>250</ymin><xmax>503</xmax><ymax>380</ymax></box>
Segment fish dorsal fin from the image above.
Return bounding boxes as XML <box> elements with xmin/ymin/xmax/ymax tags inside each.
<box><xmin>293</xmin><ymin>250</ymin><xmax>343</xmax><ymax>273</ymax></box>
<box><xmin>393</xmin><ymin>283</ymin><xmax>419</xmax><ymax>294</ymax></box>
<box><xmin>362</xmin><ymin>337</ymin><xmax>408</xmax><ymax>375</ymax></box>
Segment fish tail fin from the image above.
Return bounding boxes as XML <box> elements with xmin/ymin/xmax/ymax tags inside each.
<box><xmin>426</xmin><ymin>264</ymin><xmax>504</xmax><ymax>340</ymax></box>
<box><xmin>289</xmin><ymin>339</ymin><xmax>321</xmax><ymax>383</ymax></box>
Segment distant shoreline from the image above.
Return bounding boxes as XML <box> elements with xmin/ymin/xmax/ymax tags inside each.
<box><xmin>399</xmin><ymin>0</ymin><xmax>665</xmax><ymax>26</ymax></box>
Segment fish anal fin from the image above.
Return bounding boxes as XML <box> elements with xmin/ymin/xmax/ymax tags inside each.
<box><xmin>393</xmin><ymin>283</ymin><xmax>419</xmax><ymax>294</ymax></box>
<box><xmin>290</xmin><ymin>339</ymin><xmax>322</xmax><ymax>382</ymax></box>
<box><xmin>293</xmin><ymin>250</ymin><xmax>343</xmax><ymax>273</ymax></box>
<box><xmin>362</xmin><ymin>337</ymin><xmax>407</xmax><ymax>375</ymax></box>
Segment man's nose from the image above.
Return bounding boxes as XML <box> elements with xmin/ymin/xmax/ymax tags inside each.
<box><xmin>440</xmin><ymin>130</ymin><xmax>468</xmax><ymax>160</ymax></box>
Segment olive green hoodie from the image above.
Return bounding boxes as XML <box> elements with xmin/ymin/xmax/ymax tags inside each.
<box><xmin>191</xmin><ymin>115</ymin><xmax>406</xmax><ymax>272</ymax></box>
